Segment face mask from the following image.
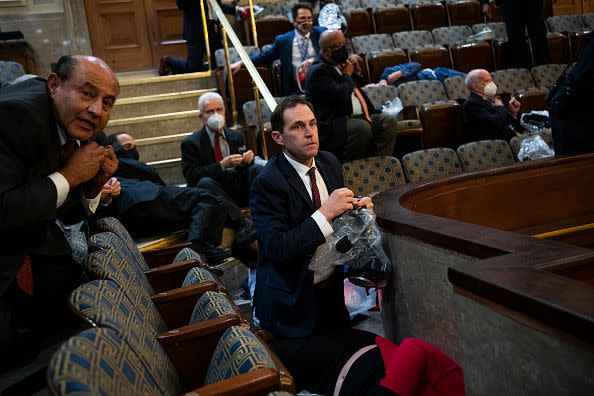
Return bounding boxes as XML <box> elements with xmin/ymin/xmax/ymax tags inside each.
<box><xmin>206</xmin><ymin>113</ymin><xmax>225</xmax><ymax>131</ymax></box>
<box><xmin>114</xmin><ymin>144</ymin><xmax>140</xmax><ymax>161</ymax></box>
<box><xmin>329</xmin><ymin>45</ymin><xmax>349</xmax><ymax>64</ymax></box>
<box><xmin>483</xmin><ymin>81</ymin><xmax>497</xmax><ymax>97</ymax></box>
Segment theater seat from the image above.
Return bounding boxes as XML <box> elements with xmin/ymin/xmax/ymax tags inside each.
<box><xmin>367</xmin><ymin>49</ymin><xmax>409</xmax><ymax>83</ymax></box>
<box><xmin>491</xmin><ymin>68</ymin><xmax>548</xmax><ymax>114</ymax></box>
<box><xmin>546</xmin><ymin>32</ymin><xmax>571</xmax><ymax>65</ymax></box>
<box><xmin>583</xmin><ymin>13</ymin><xmax>594</xmax><ymax>30</ymax></box>
<box><xmin>409</xmin><ymin>2</ymin><xmax>447</xmax><ymax>31</ymax></box>
<box><xmin>363</xmin><ymin>0</ymin><xmax>411</xmax><ymax>34</ymax></box>
<box><xmin>254</xmin><ymin>17</ymin><xmax>293</xmax><ymax>46</ymax></box>
<box><xmin>546</xmin><ymin>15</ymin><xmax>593</xmax><ymax>61</ymax></box>
<box><xmin>0</xmin><ymin>61</ymin><xmax>25</xmax><ymax>87</ymax></box>
<box><xmin>402</xmin><ymin>147</ymin><xmax>463</xmax><ymax>183</ymax></box>
<box><xmin>530</xmin><ymin>63</ymin><xmax>566</xmax><ymax>90</ymax></box>
<box><xmin>509</xmin><ymin>130</ymin><xmax>554</xmax><ymax>160</ymax></box>
<box><xmin>243</xmin><ymin>97</ymin><xmax>284</xmax><ymax>158</ymax></box>
<box><xmin>443</xmin><ymin>74</ymin><xmax>469</xmax><ymax>103</ymax></box>
<box><xmin>341</xmin><ymin>0</ymin><xmax>373</xmax><ymax>37</ymax></box>
<box><xmin>342</xmin><ymin>156</ymin><xmax>407</xmax><ymax>197</ymax></box>
<box><xmin>447</xmin><ymin>0</ymin><xmax>481</xmax><ymax>27</ymax></box>
<box><xmin>456</xmin><ymin>139</ymin><xmax>516</xmax><ymax>172</ymax></box>
<box><xmin>471</xmin><ymin>22</ymin><xmax>518</xmax><ymax>70</ymax></box>
<box><xmin>432</xmin><ymin>25</ymin><xmax>493</xmax><ymax>72</ymax></box>
<box><xmin>351</xmin><ymin>34</ymin><xmax>395</xmax><ymax>55</ymax></box>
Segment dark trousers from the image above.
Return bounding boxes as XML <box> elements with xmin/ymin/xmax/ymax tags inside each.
<box><xmin>195</xmin><ymin>177</ymin><xmax>250</xmax><ymax>226</ymax></box>
<box><xmin>343</xmin><ymin>113</ymin><xmax>398</xmax><ymax>162</ymax></box>
<box><xmin>198</xmin><ymin>163</ymin><xmax>263</xmax><ymax>207</ymax></box>
<box><xmin>167</xmin><ymin>22</ymin><xmax>221</xmax><ymax>74</ymax></box>
<box><xmin>120</xmin><ymin>186</ymin><xmax>226</xmax><ymax>246</ymax></box>
<box><xmin>503</xmin><ymin>0</ymin><xmax>549</xmax><ymax>67</ymax></box>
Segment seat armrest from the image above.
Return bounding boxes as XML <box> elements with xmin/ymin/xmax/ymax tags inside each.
<box><xmin>152</xmin><ymin>281</ymin><xmax>218</xmax><ymax>328</ymax></box>
<box><xmin>157</xmin><ymin>314</ymin><xmax>241</xmax><ymax>389</ymax></box>
<box><xmin>145</xmin><ymin>259</ymin><xmax>207</xmax><ymax>293</ymax></box>
<box><xmin>184</xmin><ymin>367</ymin><xmax>280</xmax><ymax>396</ymax></box>
<box><xmin>142</xmin><ymin>242</ymin><xmax>193</xmax><ymax>268</ymax></box>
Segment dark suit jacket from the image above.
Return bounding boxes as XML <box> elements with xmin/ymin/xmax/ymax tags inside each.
<box><xmin>0</xmin><ymin>78</ymin><xmax>86</xmax><ymax>294</ymax></box>
<box><xmin>177</xmin><ymin>0</ymin><xmax>236</xmax><ymax>44</ymax></box>
<box><xmin>250</xmin><ymin>150</ymin><xmax>347</xmax><ymax>338</ymax></box>
<box><xmin>304</xmin><ymin>56</ymin><xmax>377</xmax><ymax>156</ymax></box>
<box><xmin>250</xmin><ymin>26</ymin><xmax>326</xmax><ymax>96</ymax></box>
<box><xmin>181</xmin><ymin>126</ymin><xmax>246</xmax><ymax>187</ymax></box>
<box><xmin>462</xmin><ymin>92</ymin><xmax>517</xmax><ymax>142</ymax></box>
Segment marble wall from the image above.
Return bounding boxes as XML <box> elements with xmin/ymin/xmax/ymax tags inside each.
<box><xmin>0</xmin><ymin>0</ymin><xmax>91</xmax><ymax>77</ymax></box>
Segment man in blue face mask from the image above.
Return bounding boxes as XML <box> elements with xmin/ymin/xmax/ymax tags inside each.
<box><xmin>181</xmin><ymin>92</ymin><xmax>263</xmax><ymax>208</ymax></box>
<box><xmin>304</xmin><ymin>29</ymin><xmax>398</xmax><ymax>162</ymax></box>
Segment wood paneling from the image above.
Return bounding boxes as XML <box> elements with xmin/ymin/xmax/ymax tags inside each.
<box><xmin>144</xmin><ymin>0</ymin><xmax>186</xmax><ymax>66</ymax></box>
<box><xmin>583</xmin><ymin>0</ymin><xmax>594</xmax><ymax>13</ymax></box>
<box><xmin>553</xmin><ymin>0</ymin><xmax>583</xmax><ymax>15</ymax></box>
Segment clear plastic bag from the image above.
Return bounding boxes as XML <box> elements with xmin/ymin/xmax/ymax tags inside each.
<box><xmin>381</xmin><ymin>97</ymin><xmax>403</xmax><ymax>117</ymax></box>
<box><xmin>318</xmin><ymin>3</ymin><xmax>346</xmax><ymax>31</ymax></box>
<box><xmin>344</xmin><ymin>278</ymin><xmax>378</xmax><ymax>319</ymax></box>
<box><xmin>309</xmin><ymin>208</ymin><xmax>391</xmax><ymax>289</ymax></box>
<box><xmin>520</xmin><ymin>110</ymin><xmax>550</xmax><ymax>134</ymax></box>
<box><xmin>517</xmin><ymin>134</ymin><xmax>555</xmax><ymax>161</ymax></box>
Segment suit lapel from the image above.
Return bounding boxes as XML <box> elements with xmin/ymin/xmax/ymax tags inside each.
<box><xmin>199</xmin><ymin>127</ymin><xmax>215</xmax><ymax>163</ymax></box>
<box><xmin>277</xmin><ymin>153</ymin><xmax>315</xmax><ymax>212</ymax></box>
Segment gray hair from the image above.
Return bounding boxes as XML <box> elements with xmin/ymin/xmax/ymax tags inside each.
<box><xmin>198</xmin><ymin>92</ymin><xmax>224</xmax><ymax>113</ymax></box>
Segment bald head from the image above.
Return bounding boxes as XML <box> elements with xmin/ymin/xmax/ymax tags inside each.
<box><xmin>319</xmin><ymin>30</ymin><xmax>347</xmax><ymax>64</ymax></box>
<box><xmin>465</xmin><ymin>69</ymin><xmax>493</xmax><ymax>96</ymax></box>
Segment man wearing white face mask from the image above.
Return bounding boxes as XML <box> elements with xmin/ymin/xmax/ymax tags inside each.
<box><xmin>181</xmin><ymin>92</ymin><xmax>263</xmax><ymax>207</ymax></box>
<box><xmin>462</xmin><ymin>69</ymin><xmax>521</xmax><ymax>142</ymax></box>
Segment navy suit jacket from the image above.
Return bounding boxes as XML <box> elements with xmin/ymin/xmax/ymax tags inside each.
<box><xmin>250</xmin><ymin>150</ymin><xmax>347</xmax><ymax>338</ymax></box>
<box><xmin>462</xmin><ymin>92</ymin><xmax>517</xmax><ymax>142</ymax></box>
<box><xmin>250</xmin><ymin>26</ymin><xmax>325</xmax><ymax>96</ymax></box>
<box><xmin>304</xmin><ymin>56</ymin><xmax>377</xmax><ymax>157</ymax></box>
<box><xmin>181</xmin><ymin>126</ymin><xmax>246</xmax><ymax>187</ymax></box>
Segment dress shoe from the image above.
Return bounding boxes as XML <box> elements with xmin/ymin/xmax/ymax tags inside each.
<box><xmin>159</xmin><ymin>57</ymin><xmax>172</xmax><ymax>76</ymax></box>
<box><xmin>192</xmin><ymin>241</ymin><xmax>231</xmax><ymax>265</ymax></box>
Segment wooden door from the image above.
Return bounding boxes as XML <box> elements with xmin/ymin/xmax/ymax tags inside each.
<box><xmin>84</xmin><ymin>0</ymin><xmax>153</xmax><ymax>71</ymax></box>
<box><xmin>552</xmin><ymin>0</ymin><xmax>583</xmax><ymax>15</ymax></box>
<box><xmin>143</xmin><ymin>0</ymin><xmax>187</xmax><ymax>66</ymax></box>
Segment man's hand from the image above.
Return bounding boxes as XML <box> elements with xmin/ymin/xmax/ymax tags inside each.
<box><xmin>348</xmin><ymin>54</ymin><xmax>362</xmax><ymax>75</ymax></box>
<box><xmin>101</xmin><ymin>177</ymin><xmax>121</xmax><ymax>201</ymax></box>
<box><xmin>378</xmin><ymin>79</ymin><xmax>388</xmax><ymax>86</ymax></box>
<box><xmin>230</xmin><ymin>61</ymin><xmax>243</xmax><ymax>74</ymax></box>
<box><xmin>508</xmin><ymin>97</ymin><xmax>521</xmax><ymax>119</ymax></box>
<box><xmin>482</xmin><ymin>3</ymin><xmax>492</xmax><ymax>20</ymax></box>
<box><xmin>341</xmin><ymin>58</ymin><xmax>355</xmax><ymax>75</ymax></box>
<box><xmin>319</xmin><ymin>188</ymin><xmax>355</xmax><ymax>221</ymax></box>
<box><xmin>299</xmin><ymin>58</ymin><xmax>315</xmax><ymax>77</ymax></box>
<box><xmin>387</xmin><ymin>70</ymin><xmax>403</xmax><ymax>84</ymax></box>
<box><xmin>491</xmin><ymin>97</ymin><xmax>504</xmax><ymax>107</ymax></box>
<box><xmin>60</xmin><ymin>142</ymin><xmax>105</xmax><ymax>188</ymax></box>
<box><xmin>100</xmin><ymin>146</ymin><xmax>118</xmax><ymax>176</ymax></box>
<box><xmin>353</xmin><ymin>196</ymin><xmax>373</xmax><ymax>210</ymax></box>
<box><xmin>242</xmin><ymin>149</ymin><xmax>255</xmax><ymax>164</ymax></box>
<box><xmin>220</xmin><ymin>154</ymin><xmax>243</xmax><ymax>169</ymax></box>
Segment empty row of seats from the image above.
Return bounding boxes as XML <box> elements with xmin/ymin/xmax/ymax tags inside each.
<box><xmin>46</xmin><ymin>217</ymin><xmax>295</xmax><ymax>395</ymax></box>
<box><xmin>241</xmin><ymin>65</ymin><xmax>562</xmax><ymax>156</ymax></box>
<box><xmin>342</xmin><ymin>136</ymin><xmax>553</xmax><ymax>197</ymax></box>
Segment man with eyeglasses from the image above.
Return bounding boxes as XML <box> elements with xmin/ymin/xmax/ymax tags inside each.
<box><xmin>230</xmin><ymin>3</ymin><xmax>325</xmax><ymax>96</ymax></box>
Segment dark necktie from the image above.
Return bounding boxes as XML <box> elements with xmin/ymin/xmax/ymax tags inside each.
<box><xmin>61</xmin><ymin>138</ymin><xmax>79</xmax><ymax>166</ymax></box>
<box><xmin>213</xmin><ymin>132</ymin><xmax>224</xmax><ymax>162</ymax></box>
<box><xmin>307</xmin><ymin>167</ymin><xmax>321</xmax><ymax>209</ymax></box>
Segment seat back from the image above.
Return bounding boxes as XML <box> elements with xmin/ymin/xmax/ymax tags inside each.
<box><xmin>456</xmin><ymin>140</ymin><xmax>516</xmax><ymax>171</ymax></box>
<box><xmin>432</xmin><ymin>25</ymin><xmax>474</xmax><ymax>47</ymax></box>
<box><xmin>47</xmin><ymin>328</ymin><xmax>163</xmax><ymax>396</ymax></box>
<box><xmin>546</xmin><ymin>32</ymin><xmax>571</xmax><ymax>64</ymax></box>
<box><xmin>0</xmin><ymin>61</ymin><xmax>25</xmax><ymax>87</ymax></box>
<box><xmin>254</xmin><ymin>17</ymin><xmax>293</xmax><ymax>46</ymax></box>
<box><xmin>204</xmin><ymin>326</ymin><xmax>277</xmax><ymax>385</ymax></box>
<box><xmin>402</xmin><ymin>147</ymin><xmax>463</xmax><ymax>183</ymax></box>
<box><xmin>392</xmin><ymin>30</ymin><xmax>435</xmax><ymax>50</ymax></box>
<box><xmin>410</xmin><ymin>2</ymin><xmax>447</xmax><ymax>31</ymax></box>
<box><xmin>373</xmin><ymin>4</ymin><xmax>411</xmax><ymax>34</ymax></box>
<box><xmin>342</xmin><ymin>156</ymin><xmax>406</xmax><ymax>197</ymax></box>
<box><xmin>243</xmin><ymin>97</ymin><xmax>284</xmax><ymax>158</ymax></box>
<box><xmin>447</xmin><ymin>0</ymin><xmax>481</xmax><ymax>26</ymax></box>
<box><xmin>190</xmin><ymin>290</ymin><xmax>242</xmax><ymax>324</ymax></box>
<box><xmin>367</xmin><ymin>49</ymin><xmax>409</xmax><ymax>82</ymax></box>
<box><xmin>419</xmin><ymin>100</ymin><xmax>463</xmax><ymax>148</ymax></box>
<box><xmin>443</xmin><ymin>75</ymin><xmax>469</xmax><ymax>102</ymax></box>
<box><xmin>490</xmin><ymin>68</ymin><xmax>535</xmax><ymax>96</ymax></box>
<box><xmin>214</xmin><ymin>47</ymin><xmax>261</xmax><ymax>68</ymax></box>
<box><xmin>409</xmin><ymin>45</ymin><xmax>452</xmax><ymax>69</ymax></box>
<box><xmin>398</xmin><ymin>79</ymin><xmax>449</xmax><ymax>108</ymax></box>
<box><xmin>547</xmin><ymin>15</ymin><xmax>587</xmax><ymax>33</ymax></box>
<box><xmin>351</xmin><ymin>34</ymin><xmax>395</xmax><ymax>55</ymax></box>
<box><xmin>530</xmin><ymin>63</ymin><xmax>566</xmax><ymax>89</ymax></box>
<box><xmin>583</xmin><ymin>13</ymin><xmax>594</xmax><ymax>29</ymax></box>
<box><xmin>92</xmin><ymin>217</ymin><xmax>148</xmax><ymax>271</ymax></box>
<box><xmin>472</xmin><ymin>22</ymin><xmax>508</xmax><ymax>42</ymax></box>
<box><xmin>68</xmin><ymin>280</ymin><xmax>184</xmax><ymax>394</ymax></box>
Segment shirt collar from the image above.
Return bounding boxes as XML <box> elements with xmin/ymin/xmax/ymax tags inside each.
<box><xmin>206</xmin><ymin>125</ymin><xmax>226</xmax><ymax>139</ymax></box>
<box><xmin>56</xmin><ymin>124</ymin><xmax>80</xmax><ymax>147</ymax></box>
<box><xmin>284</xmin><ymin>151</ymin><xmax>316</xmax><ymax>176</ymax></box>
<box><xmin>295</xmin><ymin>30</ymin><xmax>311</xmax><ymax>40</ymax></box>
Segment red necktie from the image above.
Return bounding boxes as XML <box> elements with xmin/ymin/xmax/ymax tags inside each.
<box><xmin>16</xmin><ymin>255</ymin><xmax>34</xmax><ymax>296</ymax></box>
<box><xmin>213</xmin><ymin>132</ymin><xmax>223</xmax><ymax>162</ymax></box>
<box><xmin>307</xmin><ymin>167</ymin><xmax>321</xmax><ymax>209</ymax></box>
<box><xmin>353</xmin><ymin>87</ymin><xmax>372</xmax><ymax>123</ymax></box>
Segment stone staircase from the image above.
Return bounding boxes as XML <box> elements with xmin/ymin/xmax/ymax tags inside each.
<box><xmin>106</xmin><ymin>70</ymin><xmax>218</xmax><ymax>184</ymax></box>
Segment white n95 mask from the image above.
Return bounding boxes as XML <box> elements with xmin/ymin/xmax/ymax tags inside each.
<box><xmin>483</xmin><ymin>81</ymin><xmax>498</xmax><ymax>97</ymax></box>
<box><xmin>207</xmin><ymin>113</ymin><xmax>225</xmax><ymax>130</ymax></box>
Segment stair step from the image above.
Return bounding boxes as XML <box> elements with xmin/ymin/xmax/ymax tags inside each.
<box><xmin>111</xmin><ymin>89</ymin><xmax>216</xmax><ymax>119</ymax></box>
<box><xmin>148</xmin><ymin>158</ymin><xmax>185</xmax><ymax>185</ymax></box>
<box><xmin>105</xmin><ymin>110</ymin><xmax>200</xmax><ymax>139</ymax></box>
<box><xmin>117</xmin><ymin>71</ymin><xmax>217</xmax><ymax>98</ymax></box>
<box><xmin>136</xmin><ymin>132</ymin><xmax>190</xmax><ymax>163</ymax></box>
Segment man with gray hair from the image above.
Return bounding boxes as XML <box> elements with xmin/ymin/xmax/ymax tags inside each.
<box><xmin>181</xmin><ymin>92</ymin><xmax>263</xmax><ymax>207</ymax></box>
<box><xmin>462</xmin><ymin>68</ymin><xmax>521</xmax><ymax>142</ymax></box>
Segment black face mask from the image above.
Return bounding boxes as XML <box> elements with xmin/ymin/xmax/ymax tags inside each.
<box><xmin>114</xmin><ymin>144</ymin><xmax>140</xmax><ymax>161</ymax></box>
<box><xmin>329</xmin><ymin>45</ymin><xmax>349</xmax><ymax>64</ymax></box>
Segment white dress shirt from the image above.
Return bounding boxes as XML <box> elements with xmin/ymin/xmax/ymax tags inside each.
<box><xmin>292</xmin><ymin>30</ymin><xmax>316</xmax><ymax>69</ymax></box>
<box><xmin>49</xmin><ymin>126</ymin><xmax>101</xmax><ymax>214</ymax></box>
<box><xmin>283</xmin><ymin>153</ymin><xmax>335</xmax><ymax>283</ymax></box>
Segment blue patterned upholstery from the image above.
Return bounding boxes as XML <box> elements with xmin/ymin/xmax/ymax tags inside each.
<box><xmin>174</xmin><ymin>247</ymin><xmax>206</xmax><ymax>264</ymax></box>
<box><xmin>530</xmin><ymin>64</ymin><xmax>566</xmax><ymax>89</ymax></box>
<box><xmin>351</xmin><ymin>34</ymin><xmax>394</xmax><ymax>54</ymax></box>
<box><xmin>392</xmin><ymin>30</ymin><xmax>434</xmax><ymax>49</ymax></box>
<box><xmin>266</xmin><ymin>392</ymin><xmax>295</xmax><ymax>396</ymax></box>
<box><xmin>443</xmin><ymin>75</ymin><xmax>469</xmax><ymax>101</ymax></box>
<box><xmin>583</xmin><ymin>13</ymin><xmax>594</xmax><ymax>29</ymax></box>
<box><xmin>0</xmin><ymin>61</ymin><xmax>25</xmax><ymax>86</ymax></box>
<box><xmin>547</xmin><ymin>15</ymin><xmax>587</xmax><ymax>33</ymax></box>
<box><xmin>432</xmin><ymin>25</ymin><xmax>473</xmax><ymax>46</ymax></box>
<box><xmin>214</xmin><ymin>46</ymin><xmax>261</xmax><ymax>68</ymax></box>
<box><xmin>402</xmin><ymin>148</ymin><xmax>463</xmax><ymax>183</ymax></box>
<box><xmin>490</xmin><ymin>68</ymin><xmax>535</xmax><ymax>95</ymax></box>
<box><xmin>243</xmin><ymin>97</ymin><xmax>284</xmax><ymax>128</ymax></box>
<box><xmin>204</xmin><ymin>326</ymin><xmax>276</xmax><ymax>385</ymax></box>
<box><xmin>48</xmin><ymin>328</ymin><xmax>162</xmax><ymax>396</ymax></box>
<box><xmin>190</xmin><ymin>291</ymin><xmax>241</xmax><ymax>323</ymax></box>
<box><xmin>398</xmin><ymin>80</ymin><xmax>448</xmax><ymax>107</ymax></box>
<box><xmin>456</xmin><ymin>140</ymin><xmax>516</xmax><ymax>172</ymax></box>
<box><xmin>68</xmin><ymin>280</ymin><xmax>183</xmax><ymax>394</ymax></box>
<box><xmin>182</xmin><ymin>266</ymin><xmax>218</xmax><ymax>288</ymax></box>
<box><xmin>281</xmin><ymin>2</ymin><xmax>298</xmax><ymax>17</ymax></box>
<box><xmin>341</xmin><ymin>0</ymin><xmax>363</xmax><ymax>11</ymax></box>
<box><xmin>92</xmin><ymin>217</ymin><xmax>148</xmax><ymax>270</ymax></box>
<box><xmin>362</xmin><ymin>85</ymin><xmax>399</xmax><ymax>109</ymax></box>
<box><xmin>342</xmin><ymin>156</ymin><xmax>406</xmax><ymax>197</ymax></box>
<box><xmin>361</xmin><ymin>0</ymin><xmax>395</xmax><ymax>10</ymax></box>
<box><xmin>472</xmin><ymin>22</ymin><xmax>507</xmax><ymax>42</ymax></box>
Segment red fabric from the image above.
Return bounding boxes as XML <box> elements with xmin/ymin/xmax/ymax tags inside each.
<box><xmin>375</xmin><ymin>336</ymin><xmax>465</xmax><ymax>396</ymax></box>
<box><xmin>353</xmin><ymin>87</ymin><xmax>372</xmax><ymax>123</ymax></box>
<box><xmin>16</xmin><ymin>255</ymin><xmax>34</xmax><ymax>296</ymax></box>
<box><xmin>307</xmin><ymin>167</ymin><xmax>321</xmax><ymax>209</ymax></box>
<box><xmin>213</xmin><ymin>133</ymin><xmax>224</xmax><ymax>162</ymax></box>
